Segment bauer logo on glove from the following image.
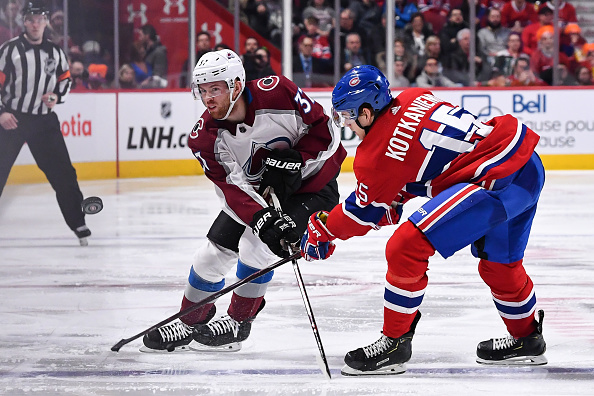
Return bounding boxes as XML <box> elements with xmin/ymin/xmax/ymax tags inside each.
<box><xmin>300</xmin><ymin>211</ymin><xmax>336</xmax><ymax>261</ymax></box>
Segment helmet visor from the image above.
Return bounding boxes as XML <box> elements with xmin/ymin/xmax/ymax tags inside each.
<box><xmin>191</xmin><ymin>83</ymin><xmax>230</xmax><ymax>101</ymax></box>
<box><xmin>331</xmin><ymin>107</ymin><xmax>358</xmax><ymax>128</ymax></box>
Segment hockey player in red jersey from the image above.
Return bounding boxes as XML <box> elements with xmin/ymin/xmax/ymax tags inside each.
<box><xmin>141</xmin><ymin>49</ymin><xmax>346</xmax><ymax>353</ymax></box>
<box><xmin>300</xmin><ymin>65</ymin><xmax>546</xmax><ymax>375</ymax></box>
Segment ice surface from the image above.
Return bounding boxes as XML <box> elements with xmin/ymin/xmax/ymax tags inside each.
<box><xmin>1</xmin><ymin>172</ymin><xmax>593</xmax><ymax>395</ymax></box>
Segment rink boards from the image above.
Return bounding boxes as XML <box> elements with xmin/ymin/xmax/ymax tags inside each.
<box><xmin>7</xmin><ymin>86</ymin><xmax>594</xmax><ymax>184</ymax></box>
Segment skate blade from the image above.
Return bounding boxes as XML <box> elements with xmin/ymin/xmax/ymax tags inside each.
<box><xmin>476</xmin><ymin>354</ymin><xmax>548</xmax><ymax>366</ymax></box>
<box><xmin>139</xmin><ymin>344</ymin><xmax>195</xmax><ymax>353</ymax></box>
<box><xmin>340</xmin><ymin>362</ymin><xmax>407</xmax><ymax>376</ymax></box>
<box><xmin>189</xmin><ymin>340</ymin><xmax>242</xmax><ymax>352</ymax></box>
<box><xmin>79</xmin><ymin>237</ymin><xmax>88</xmax><ymax>246</ymax></box>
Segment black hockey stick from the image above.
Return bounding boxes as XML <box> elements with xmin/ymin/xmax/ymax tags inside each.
<box><xmin>269</xmin><ymin>190</ymin><xmax>332</xmax><ymax>379</ymax></box>
<box><xmin>111</xmin><ymin>251</ymin><xmax>300</xmax><ymax>352</ymax></box>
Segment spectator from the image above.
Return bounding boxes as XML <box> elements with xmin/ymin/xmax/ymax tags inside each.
<box><xmin>246</xmin><ymin>46</ymin><xmax>276</xmax><ymax>81</ymax></box>
<box><xmin>439</xmin><ymin>8</ymin><xmax>468</xmax><ymax>55</ymax></box>
<box><xmin>329</xmin><ymin>8</ymin><xmax>368</xmax><ymax>61</ymax></box>
<box><xmin>412</xmin><ymin>34</ymin><xmax>443</xmax><ymax>81</ymax></box>
<box><xmin>478</xmin><ymin>7</ymin><xmax>511</xmax><ymax>66</ymax></box>
<box><xmin>301</xmin><ymin>0</ymin><xmax>334</xmax><ymax>33</ymax></box>
<box><xmin>493</xmin><ymin>32</ymin><xmax>526</xmax><ymax>77</ymax></box>
<box><xmin>117</xmin><ymin>64</ymin><xmax>136</xmax><ymax>89</ymax></box>
<box><xmin>415</xmin><ymin>56</ymin><xmax>458</xmax><ymax>87</ymax></box>
<box><xmin>244</xmin><ymin>0</ymin><xmax>273</xmax><ymax>40</ymax></box>
<box><xmin>418</xmin><ymin>0</ymin><xmax>451</xmax><ymax>16</ymax></box>
<box><xmin>46</xmin><ymin>9</ymin><xmax>71</xmax><ymax>49</ymax></box>
<box><xmin>501</xmin><ymin>0</ymin><xmax>538</xmax><ymax>31</ymax></box>
<box><xmin>443</xmin><ymin>28</ymin><xmax>493</xmax><ymax>86</ymax></box>
<box><xmin>139</xmin><ymin>24</ymin><xmax>168</xmax><ymax>80</ymax></box>
<box><xmin>508</xmin><ymin>55</ymin><xmax>547</xmax><ymax>86</ymax></box>
<box><xmin>87</xmin><ymin>63</ymin><xmax>107</xmax><ymax>90</ymax></box>
<box><xmin>349</xmin><ymin>0</ymin><xmax>382</xmax><ymax>40</ymax></box>
<box><xmin>375</xmin><ymin>37</ymin><xmax>415</xmax><ymax>82</ymax></box>
<box><xmin>539</xmin><ymin>1</ymin><xmax>576</xmax><ymax>25</ymax></box>
<box><xmin>460</xmin><ymin>0</ymin><xmax>489</xmax><ymax>30</ymax></box>
<box><xmin>242</xmin><ymin>36</ymin><xmax>260</xmax><ymax>81</ymax></box>
<box><xmin>563</xmin><ymin>23</ymin><xmax>587</xmax><ymax>62</ymax></box>
<box><xmin>530</xmin><ymin>25</ymin><xmax>570</xmax><ymax>80</ymax></box>
<box><xmin>575</xmin><ymin>65</ymin><xmax>593</xmax><ymax>86</ymax></box>
<box><xmin>70</xmin><ymin>60</ymin><xmax>88</xmax><ymax>91</ymax></box>
<box><xmin>403</xmin><ymin>12</ymin><xmax>434</xmax><ymax>57</ymax></box>
<box><xmin>341</xmin><ymin>32</ymin><xmax>367</xmax><ymax>72</ymax></box>
<box><xmin>81</xmin><ymin>40</ymin><xmax>104</xmax><ymax>66</ymax></box>
<box><xmin>0</xmin><ymin>0</ymin><xmax>21</xmax><ymax>45</ymax></box>
<box><xmin>391</xmin><ymin>0</ymin><xmax>419</xmax><ymax>30</ymax></box>
<box><xmin>540</xmin><ymin>63</ymin><xmax>577</xmax><ymax>86</ymax></box>
<box><xmin>181</xmin><ymin>31</ymin><xmax>212</xmax><ymax>87</ymax></box>
<box><xmin>298</xmin><ymin>16</ymin><xmax>332</xmax><ymax>62</ymax></box>
<box><xmin>130</xmin><ymin>41</ymin><xmax>152</xmax><ymax>85</ymax></box>
<box><xmin>292</xmin><ymin>36</ymin><xmax>332</xmax><ymax>87</ymax></box>
<box><xmin>214</xmin><ymin>43</ymin><xmax>231</xmax><ymax>51</ymax></box>
<box><xmin>393</xmin><ymin>55</ymin><xmax>411</xmax><ymax>87</ymax></box>
<box><xmin>521</xmin><ymin>5</ymin><xmax>553</xmax><ymax>57</ymax></box>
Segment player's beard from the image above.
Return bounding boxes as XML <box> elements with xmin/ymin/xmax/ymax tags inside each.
<box><xmin>209</xmin><ymin>98</ymin><xmax>231</xmax><ymax>120</ymax></box>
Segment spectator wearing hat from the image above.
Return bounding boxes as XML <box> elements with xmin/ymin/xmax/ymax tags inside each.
<box><xmin>87</xmin><ymin>63</ymin><xmax>108</xmax><ymax>90</ymax></box>
<box><xmin>521</xmin><ymin>5</ymin><xmax>553</xmax><ymax>57</ymax></box>
<box><xmin>539</xmin><ymin>1</ymin><xmax>576</xmax><ymax>25</ymax></box>
<box><xmin>501</xmin><ymin>0</ymin><xmax>538</xmax><ymax>31</ymax></box>
<box><xmin>530</xmin><ymin>25</ymin><xmax>571</xmax><ymax>80</ymax></box>
<box><xmin>563</xmin><ymin>23</ymin><xmax>587</xmax><ymax>63</ymax></box>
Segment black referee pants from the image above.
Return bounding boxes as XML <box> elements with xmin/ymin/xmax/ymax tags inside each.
<box><xmin>0</xmin><ymin>112</ymin><xmax>85</xmax><ymax>231</ymax></box>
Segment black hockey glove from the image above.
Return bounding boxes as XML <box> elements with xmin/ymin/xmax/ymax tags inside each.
<box><xmin>250</xmin><ymin>207</ymin><xmax>301</xmax><ymax>258</ymax></box>
<box><xmin>258</xmin><ymin>149</ymin><xmax>303</xmax><ymax>203</ymax></box>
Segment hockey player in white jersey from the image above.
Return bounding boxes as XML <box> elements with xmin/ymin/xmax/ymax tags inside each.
<box><xmin>141</xmin><ymin>49</ymin><xmax>346</xmax><ymax>352</ymax></box>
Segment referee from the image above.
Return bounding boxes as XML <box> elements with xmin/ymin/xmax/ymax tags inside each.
<box><xmin>0</xmin><ymin>0</ymin><xmax>91</xmax><ymax>246</ymax></box>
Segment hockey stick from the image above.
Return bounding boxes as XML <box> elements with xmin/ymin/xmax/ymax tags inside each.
<box><xmin>269</xmin><ymin>190</ymin><xmax>332</xmax><ymax>379</ymax></box>
<box><xmin>111</xmin><ymin>251</ymin><xmax>300</xmax><ymax>352</ymax></box>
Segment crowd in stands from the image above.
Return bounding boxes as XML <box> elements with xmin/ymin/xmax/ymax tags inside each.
<box><xmin>1</xmin><ymin>0</ymin><xmax>593</xmax><ymax>90</ymax></box>
<box><xmin>235</xmin><ymin>0</ymin><xmax>593</xmax><ymax>88</ymax></box>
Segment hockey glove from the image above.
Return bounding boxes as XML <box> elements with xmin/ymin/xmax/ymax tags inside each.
<box><xmin>259</xmin><ymin>149</ymin><xmax>303</xmax><ymax>203</ymax></box>
<box><xmin>300</xmin><ymin>211</ymin><xmax>336</xmax><ymax>261</ymax></box>
<box><xmin>251</xmin><ymin>207</ymin><xmax>301</xmax><ymax>258</ymax></box>
<box><xmin>377</xmin><ymin>203</ymin><xmax>404</xmax><ymax>227</ymax></box>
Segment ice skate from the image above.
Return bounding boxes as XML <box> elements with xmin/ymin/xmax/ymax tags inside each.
<box><xmin>341</xmin><ymin>311</ymin><xmax>421</xmax><ymax>376</ymax></box>
<box><xmin>191</xmin><ymin>299</ymin><xmax>265</xmax><ymax>352</ymax></box>
<box><xmin>140</xmin><ymin>306</ymin><xmax>216</xmax><ymax>353</ymax></box>
<box><xmin>476</xmin><ymin>309</ymin><xmax>547</xmax><ymax>366</ymax></box>
<box><xmin>74</xmin><ymin>225</ymin><xmax>91</xmax><ymax>246</ymax></box>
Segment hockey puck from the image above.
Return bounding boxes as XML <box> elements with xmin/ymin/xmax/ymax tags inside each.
<box><xmin>82</xmin><ymin>196</ymin><xmax>103</xmax><ymax>215</ymax></box>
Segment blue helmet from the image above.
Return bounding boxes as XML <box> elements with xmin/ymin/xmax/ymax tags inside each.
<box><xmin>331</xmin><ymin>65</ymin><xmax>392</xmax><ymax>127</ymax></box>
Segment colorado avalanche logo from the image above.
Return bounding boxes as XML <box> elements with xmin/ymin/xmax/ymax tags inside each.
<box><xmin>189</xmin><ymin>118</ymin><xmax>203</xmax><ymax>139</ymax></box>
<box><xmin>243</xmin><ymin>137</ymin><xmax>292</xmax><ymax>182</ymax></box>
<box><xmin>257</xmin><ymin>76</ymin><xmax>280</xmax><ymax>91</ymax></box>
<box><xmin>349</xmin><ymin>77</ymin><xmax>360</xmax><ymax>87</ymax></box>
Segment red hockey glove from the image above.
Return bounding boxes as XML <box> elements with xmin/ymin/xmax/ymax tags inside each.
<box><xmin>377</xmin><ymin>204</ymin><xmax>403</xmax><ymax>227</ymax></box>
<box><xmin>300</xmin><ymin>211</ymin><xmax>336</xmax><ymax>261</ymax></box>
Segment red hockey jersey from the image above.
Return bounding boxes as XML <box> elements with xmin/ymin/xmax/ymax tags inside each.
<box><xmin>326</xmin><ymin>87</ymin><xmax>540</xmax><ymax>240</ymax></box>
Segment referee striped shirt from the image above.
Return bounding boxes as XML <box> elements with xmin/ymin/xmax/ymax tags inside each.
<box><xmin>0</xmin><ymin>33</ymin><xmax>71</xmax><ymax>115</ymax></box>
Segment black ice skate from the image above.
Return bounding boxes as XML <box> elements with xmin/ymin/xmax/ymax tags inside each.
<box><xmin>476</xmin><ymin>309</ymin><xmax>547</xmax><ymax>366</ymax></box>
<box><xmin>192</xmin><ymin>300</ymin><xmax>265</xmax><ymax>352</ymax></box>
<box><xmin>140</xmin><ymin>306</ymin><xmax>216</xmax><ymax>353</ymax></box>
<box><xmin>74</xmin><ymin>225</ymin><xmax>91</xmax><ymax>246</ymax></box>
<box><xmin>341</xmin><ymin>311</ymin><xmax>422</xmax><ymax>376</ymax></box>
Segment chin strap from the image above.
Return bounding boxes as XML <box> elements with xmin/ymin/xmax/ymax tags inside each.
<box><xmin>355</xmin><ymin>118</ymin><xmax>373</xmax><ymax>135</ymax></box>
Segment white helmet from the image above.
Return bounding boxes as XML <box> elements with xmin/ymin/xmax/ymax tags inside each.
<box><xmin>192</xmin><ymin>49</ymin><xmax>246</xmax><ymax>120</ymax></box>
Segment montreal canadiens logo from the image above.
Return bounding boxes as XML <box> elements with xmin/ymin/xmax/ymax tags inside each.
<box><xmin>189</xmin><ymin>118</ymin><xmax>204</xmax><ymax>139</ymax></box>
<box><xmin>349</xmin><ymin>77</ymin><xmax>360</xmax><ymax>87</ymax></box>
<box><xmin>257</xmin><ymin>76</ymin><xmax>280</xmax><ymax>91</ymax></box>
